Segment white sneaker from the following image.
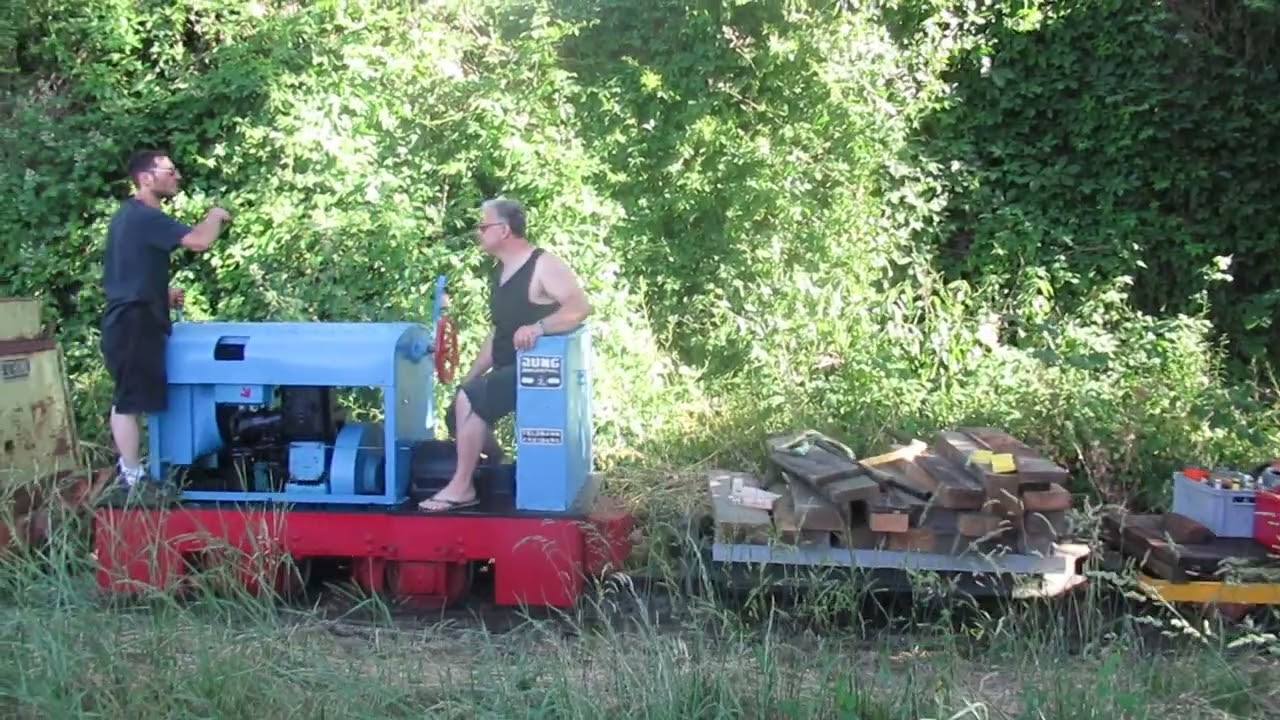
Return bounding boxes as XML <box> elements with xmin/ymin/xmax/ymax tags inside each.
<box><xmin>116</xmin><ymin>459</ymin><xmax>146</xmax><ymax>487</ymax></box>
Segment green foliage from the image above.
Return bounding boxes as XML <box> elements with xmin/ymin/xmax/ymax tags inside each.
<box><xmin>2</xmin><ymin>0</ymin><xmax>1278</xmax><ymax>508</ymax></box>
<box><xmin>1</xmin><ymin>0</ymin><xmax>698</xmax><ymax>464</ymax></box>
<box><xmin>880</xmin><ymin>0</ymin><xmax>1280</xmax><ymax>366</ymax></box>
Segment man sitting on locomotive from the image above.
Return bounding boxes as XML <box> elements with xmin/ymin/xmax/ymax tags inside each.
<box><xmin>419</xmin><ymin>198</ymin><xmax>591</xmax><ymax>512</ymax></box>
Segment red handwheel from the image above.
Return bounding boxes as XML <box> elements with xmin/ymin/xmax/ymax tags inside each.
<box><xmin>435</xmin><ymin>315</ymin><xmax>459</xmax><ymax>384</ymax></box>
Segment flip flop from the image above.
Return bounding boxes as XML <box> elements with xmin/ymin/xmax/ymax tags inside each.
<box><xmin>417</xmin><ymin>495</ymin><xmax>479</xmax><ymax>513</ymax></box>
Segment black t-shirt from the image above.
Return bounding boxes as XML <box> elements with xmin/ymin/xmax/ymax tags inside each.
<box><xmin>101</xmin><ymin>198</ymin><xmax>192</xmax><ymax>329</ymax></box>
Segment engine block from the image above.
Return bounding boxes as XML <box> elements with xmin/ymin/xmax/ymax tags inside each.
<box><xmin>148</xmin><ymin>319</ymin><xmax>437</xmax><ymax>505</ymax></box>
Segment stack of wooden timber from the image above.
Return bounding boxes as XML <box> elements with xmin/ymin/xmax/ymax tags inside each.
<box><xmin>706</xmin><ymin>427</ymin><xmax>1075</xmax><ymax>557</ymax></box>
<box><xmin>1100</xmin><ymin>509</ymin><xmax>1280</xmax><ymax>583</ymax></box>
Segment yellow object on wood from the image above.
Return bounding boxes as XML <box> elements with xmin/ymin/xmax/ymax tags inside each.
<box><xmin>989</xmin><ymin>453</ymin><xmax>1017</xmax><ymax>474</ymax></box>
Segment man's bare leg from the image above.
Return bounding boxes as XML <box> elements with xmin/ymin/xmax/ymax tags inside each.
<box><xmin>444</xmin><ymin>395</ymin><xmax>505</xmax><ymax>464</ymax></box>
<box><xmin>109</xmin><ymin>406</ymin><xmax>145</xmax><ymax>484</ymax></box>
<box><xmin>419</xmin><ymin>390</ymin><xmax>484</xmax><ymax>510</ymax></box>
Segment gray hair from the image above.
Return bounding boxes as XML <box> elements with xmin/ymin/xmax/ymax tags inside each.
<box><xmin>482</xmin><ymin>197</ymin><xmax>526</xmax><ymax>237</ymax></box>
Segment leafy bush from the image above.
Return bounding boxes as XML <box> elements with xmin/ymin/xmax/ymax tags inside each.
<box><xmin>2</xmin><ymin>0</ymin><xmax>1277</xmax><ymax>509</ymax></box>
<box><xmin>880</xmin><ymin>0</ymin><xmax>1280</xmax><ymax>366</ymax></box>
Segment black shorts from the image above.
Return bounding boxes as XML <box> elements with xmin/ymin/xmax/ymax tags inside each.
<box><xmin>450</xmin><ymin>364</ymin><xmax>517</xmax><ymax>428</ymax></box>
<box><xmin>100</xmin><ymin>303</ymin><xmax>169</xmax><ymax>414</ymax></box>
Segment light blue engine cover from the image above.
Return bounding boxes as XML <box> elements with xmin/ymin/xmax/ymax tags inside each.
<box><xmin>147</xmin><ymin>320</ymin><xmax>437</xmax><ymax>505</ymax></box>
<box><xmin>514</xmin><ymin>325</ymin><xmax>593</xmax><ymax>511</ymax></box>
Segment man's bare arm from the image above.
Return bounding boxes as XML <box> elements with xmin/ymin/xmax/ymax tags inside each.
<box><xmin>180</xmin><ymin>208</ymin><xmax>231</xmax><ymax>252</ymax></box>
<box><xmin>535</xmin><ymin>255</ymin><xmax>591</xmax><ymax>334</ymax></box>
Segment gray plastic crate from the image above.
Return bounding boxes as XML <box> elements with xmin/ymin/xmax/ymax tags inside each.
<box><xmin>1171</xmin><ymin>471</ymin><xmax>1257</xmax><ymax>538</ymax></box>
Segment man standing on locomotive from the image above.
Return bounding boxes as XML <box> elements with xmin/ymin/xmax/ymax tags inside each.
<box><xmin>100</xmin><ymin>150</ymin><xmax>232</xmax><ymax>489</ymax></box>
<box><xmin>418</xmin><ymin>198</ymin><xmax>591</xmax><ymax>512</ymax></box>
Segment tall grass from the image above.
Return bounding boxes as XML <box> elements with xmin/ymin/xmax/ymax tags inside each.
<box><xmin>0</xmin><ymin>478</ymin><xmax>1277</xmax><ymax>719</ymax></box>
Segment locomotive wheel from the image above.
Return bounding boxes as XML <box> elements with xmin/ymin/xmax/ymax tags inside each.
<box><xmin>435</xmin><ymin>315</ymin><xmax>459</xmax><ymax>384</ymax></box>
<box><xmin>350</xmin><ymin>558</ymin><xmax>473</xmax><ymax>610</ymax></box>
<box><xmin>387</xmin><ymin>560</ymin><xmax>472</xmax><ymax>610</ymax></box>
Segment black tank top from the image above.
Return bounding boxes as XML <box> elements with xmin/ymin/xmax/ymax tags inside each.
<box><xmin>489</xmin><ymin>248</ymin><xmax>560</xmax><ymax>367</ymax></box>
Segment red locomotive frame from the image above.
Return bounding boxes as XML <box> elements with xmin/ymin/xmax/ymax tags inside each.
<box><xmin>92</xmin><ymin>496</ymin><xmax>634</xmax><ymax>608</ymax></box>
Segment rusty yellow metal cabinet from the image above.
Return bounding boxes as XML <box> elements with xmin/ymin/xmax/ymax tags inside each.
<box><xmin>0</xmin><ymin>297</ymin><xmax>85</xmax><ymax>492</ymax></box>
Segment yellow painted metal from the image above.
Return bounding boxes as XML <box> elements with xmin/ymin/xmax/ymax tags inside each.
<box><xmin>1138</xmin><ymin>573</ymin><xmax>1280</xmax><ymax>605</ymax></box>
<box><xmin>0</xmin><ymin>297</ymin><xmax>85</xmax><ymax>491</ymax></box>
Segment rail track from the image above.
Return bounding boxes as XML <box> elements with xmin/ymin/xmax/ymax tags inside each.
<box><xmin>3</xmin><ymin>466</ymin><xmax>1275</xmax><ymax>645</ymax></box>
